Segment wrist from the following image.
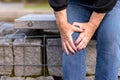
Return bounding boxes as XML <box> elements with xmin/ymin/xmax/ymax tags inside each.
<box><xmin>57</xmin><ymin>21</ymin><xmax>69</xmax><ymax>31</ymax></box>
<box><xmin>56</xmin><ymin>20</ymin><xmax>68</xmax><ymax>27</ymax></box>
<box><xmin>86</xmin><ymin>21</ymin><xmax>99</xmax><ymax>32</ymax></box>
<box><xmin>88</xmin><ymin>21</ymin><xmax>98</xmax><ymax>28</ymax></box>
<box><xmin>55</xmin><ymin>9</ymin><xmax>68</xmax><ymax>25</ymax></box>
<box><xmin>89</xmin><ymin>12</ymin><xmax>106</xmax><ymax>28</ymax></box>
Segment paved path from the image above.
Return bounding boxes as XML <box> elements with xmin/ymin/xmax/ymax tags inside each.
<box><xmin>0</xmin><ymin>2</ymin><xmax>53</xmax><ymax>22</ymax></box>
<box><xmin>0</xmin><ymin>2</ymin><xmax>23</xmax><ymax>10</ymax></box>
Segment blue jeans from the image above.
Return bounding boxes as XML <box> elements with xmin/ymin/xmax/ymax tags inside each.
<box><xmin>62</xmin><ymin>0</ymin><xmax>120</xmax><ymax>80</ymax></box>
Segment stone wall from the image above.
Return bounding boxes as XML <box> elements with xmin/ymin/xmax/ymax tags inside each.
<box><xmin>0</xmin><ymin>22</ymin><xmax>120</xmax><ymax>80</ymax></box>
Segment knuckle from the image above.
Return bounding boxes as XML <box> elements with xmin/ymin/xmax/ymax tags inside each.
<box><xmin>77</xmin><ymin>45</ymin><xmax>81</xmax><ymax>48</ymax></box>
<box><xmin>83</xmin><ymin>41</ymin><xmax>86</xmax><ymax>44</ymax></box>
<box><xmin>79</xmin><ymin>36</ymin><xmax>82</xmax><ymax>39</ymax></box>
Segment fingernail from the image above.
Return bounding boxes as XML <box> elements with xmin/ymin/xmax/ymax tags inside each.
<box><xmin>73</xmin><ymin>51</ymin><xmax>75</xmax><ymax>54</ymax></box>
<box><xmin>73</xmin><ymin>52</ymin><xmax>75</xmax><ymax>54</ymax></box>
<box><xmin>77</xmin><ymin>47</ymin><xmax>81</xmax><ymax>50</ymax></box>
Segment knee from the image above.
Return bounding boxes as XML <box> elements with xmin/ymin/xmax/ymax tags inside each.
<box><xmin>97</xmin><ymin>30</ymin><xmax>119</xmax><ymax>45</ymax></box>
<box><xmin>96</xmin><ymin>31</ymin><xmax>120</xmax><ymax>60</ymax></box>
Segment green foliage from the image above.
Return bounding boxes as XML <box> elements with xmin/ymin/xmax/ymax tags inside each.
<box><xmin>0</xmin><ymin>0</ymin><xmax>21</xmax><ymax>2</ymax></box>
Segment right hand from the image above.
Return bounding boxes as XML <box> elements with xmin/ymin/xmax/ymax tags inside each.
<box><xmin>58</xmin><ymin>22</ymin><xmax>84</xmax><ymax>55</ymax></box>
<box><xmin>55</xmin><ymin>9</ymin><xmax>84</xmax><ymax>55</ymax></box>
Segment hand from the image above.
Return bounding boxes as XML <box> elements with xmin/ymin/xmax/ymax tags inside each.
<box><xmin>58</xmin><ymin>22</ymin><xmax>84</xmax><ymax>55</ymax></box>
<box><xmin>72</xmin><ymin>22</ymin><xmax>97</xmax><ymax>50</ymax></box>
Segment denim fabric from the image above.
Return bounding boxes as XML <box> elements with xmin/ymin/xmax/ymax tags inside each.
<box><xmin>62</xmin><ymin>0</ymin><xmax>120</xmax><ymax>80</ymax></box>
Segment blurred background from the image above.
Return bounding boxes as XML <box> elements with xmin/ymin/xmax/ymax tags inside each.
<box><xmin>0</xmin><ymin>0</ymin><xmax>53</xmax><ymax>22</ymax></box>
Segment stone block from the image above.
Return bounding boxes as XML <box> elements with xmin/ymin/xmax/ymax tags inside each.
<box><xmin>13</xmin><ymin>38</ymin><xmax>42</xmax><ymax>76</ymax></box>
<box><xmin>36</xmin><ymin>76</ymin><xmax>54</xmax><ymax>80</ymax></box>
<box><xmin>47</xmin><ymin>38</ymin><xmax>62</xmax><ymax>76</ymax></box>
<box><xmin>0</xmin><ymin>39</ymin><xmax>13</xmax><ymax>75</ymax></box>
<box><xmin>26</xmin><ymin>76</ymin><xmax>54</xmax><ymax>80</ymax></box>
<box><xmin>86</xmin><ymin>40</ymin><xmax>97</xmax><ymax>74</ymax></box>
<box><xmin>86</xmin><ymin>76</ymin><xmax>94</xmax><ymax>80</ymax></box>
<box><xmin>26</xmin><ymin>78</ymin><xmax>35</xmax><ymax>80</ymax></box>
<box><xmin>1</xmin><ymin>76</ymin><xmax>25</xmax><ymax>80</ymax></box>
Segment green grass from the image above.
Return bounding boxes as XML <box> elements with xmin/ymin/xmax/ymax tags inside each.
<box><xmin>24</xmin><ymin>2</ymin><xmax>51</xmax><ymax>10</ymax></box>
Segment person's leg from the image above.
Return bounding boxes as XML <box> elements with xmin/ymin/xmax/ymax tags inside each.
<box><xmin>95</xmin><ymin>0</ymin><xmax>120</xmax><ymax>80</ymax></box>
<box><xmin>62</xmin><ymin>3</ymin><xmax>92</xmax><ymax>80</ymax></box>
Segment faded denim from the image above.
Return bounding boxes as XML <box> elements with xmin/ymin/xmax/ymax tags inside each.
<box><xmin>62</xmin><ymin>0</ymin><xmax>120</xmax><ymax>80</ymax></box>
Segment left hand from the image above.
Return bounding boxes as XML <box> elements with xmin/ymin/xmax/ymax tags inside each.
<box><xmin>72</xmin><ymin>22</ymin><xmax>97</xmax><ymax>50</ymax></box>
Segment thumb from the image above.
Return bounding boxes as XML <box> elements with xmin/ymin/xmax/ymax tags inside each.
<box><xmin>72</xmin><ymin>26</ymin><xmax>84</xmax><ymax>32</ymax></box>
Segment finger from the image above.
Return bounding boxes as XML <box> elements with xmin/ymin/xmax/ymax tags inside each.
<box><xmin>81</xmin><ymin>43</ymin><xmax>87</xmax><ymax>49</ymax></box>
<box><xmin>79</xmin><ymin>41</ymin><xmax>87</xmax><ymax>50</ymax></box>
<box><xmin>62</xmin><ymin>43</ymin><xmax>64</xmax><ymax>51</ymax></box>
<box><xmin>77</xmin><ymin>41</ymin><xmax>85</xmax><ymax>50</ymax></box>
<box><xmin>66</xmin><ymin>41</ymin><xmax>75</xmax><ymax>54</ymax></box>
<box><xmin>68</xmin><ymin>36</ymin><xmax>77</xmax><ymax>51</ymax></box>
<box><xmin>61</xmin><ymin>40</ymin><xmax>66</xmax><ymax>51</ymax></box>
<box><xmin>72</xmin><ymin>26</ymin><xmax>84</xmax><ymax>32</ymax></box>
<box><xmin>63</xmin><ymin>42</ymin><xmax>69</xmax><ymax>55</ymax></box>
<box><xmin>72</xmin><ymin>22</ymin><xmax>86</xmax><ymax>31</ymax></box>
<box><xmin>77</xmin><ymin>37</ymin><xmax>86</xmax><ymax>50</ymax></box>
<box><xmin>77</xmin><ymin>36</ymin><xmax>89</xmax><ymax>50</ymax></box>
<box><xmin>75</xmin><ymin>33</ymin><xmax>84</xmax><ymax>44</ymax></box>
<box><xmin>72</xmin><ymin>22</ymin><xmax>81</xmax><ymax>27</ymax></box>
